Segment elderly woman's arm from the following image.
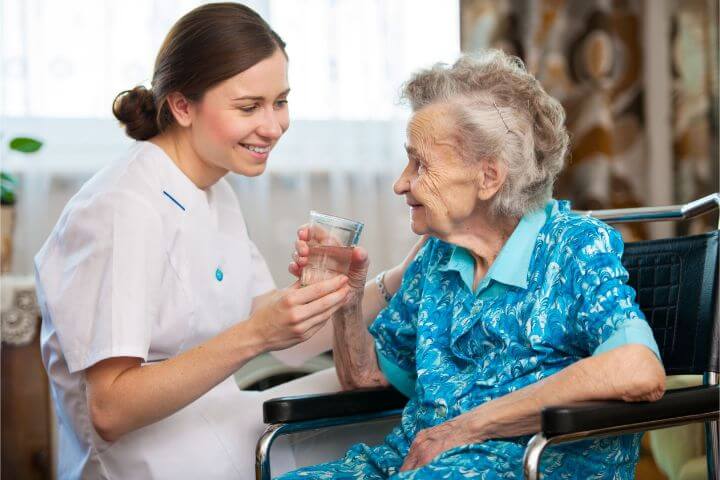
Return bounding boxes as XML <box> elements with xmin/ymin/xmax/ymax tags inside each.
<box><xmin>333</xmin><ymin>236</ymin><xmax>428</xmax><ymax>389</ymax></box>
<box><xmin>331</xmin><ymin>296</ymin><xmax>389</xmax><ymax>389</ymax></box>
<box><xmin>400</xmin><ymin>343</ymin><xmax>665</xmax><ymax>471</ymax></box>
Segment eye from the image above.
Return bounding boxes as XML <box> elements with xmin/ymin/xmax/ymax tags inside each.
<box><xmin>274</xmin><ymin>99</ymin><xmax>289</xmax><ymax>109</ymax></box>
<box><xmin>410</xmin><ymin>156</ymin><xmax>426</xmax><ymax>173</ymax></box>
<box><xmin>238</xmin><ymin>104</ymin><xmax>259</xmax><ymax>113</ymax></box>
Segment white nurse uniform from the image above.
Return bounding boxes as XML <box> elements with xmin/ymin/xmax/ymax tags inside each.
<box><xmin>35</xmin><ymin>141</ymin><xmax>321</xmax><ymax>479</ymax></box>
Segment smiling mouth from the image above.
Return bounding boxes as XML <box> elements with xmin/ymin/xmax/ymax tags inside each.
<box><xmin>239</xmin><ymin>143</ymin><xmax>271</xmax><ymax>154</ymax></box>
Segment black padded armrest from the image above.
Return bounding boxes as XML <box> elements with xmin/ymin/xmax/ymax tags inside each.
<box><xmin>263</xmin><ymin>387</ymin><xmax>408</xmax><ymax>424</ymax></box>
<box><xmin>542</xmin><ymin>385</ymin><xmax>719</xmax><ymax>437</ymax></box>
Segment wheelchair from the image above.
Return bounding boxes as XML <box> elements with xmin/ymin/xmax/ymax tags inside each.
<box><xmin>256</xmin><ymin>193</ymin><xmax>720</xmax><ymax>480</ymax></box>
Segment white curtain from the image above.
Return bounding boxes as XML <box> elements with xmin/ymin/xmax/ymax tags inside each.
<box><xmin>1</xmin><ymin>0</ymin><xmax>460</xmax><ymax>284</ymax></box>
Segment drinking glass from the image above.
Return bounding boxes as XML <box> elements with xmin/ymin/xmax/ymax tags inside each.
<box><xmin>300</xmin><ymin>211</ymin><xmax>364</xmax><ymax>286</ymax></box>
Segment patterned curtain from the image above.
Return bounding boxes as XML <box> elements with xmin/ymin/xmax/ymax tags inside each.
<box><xmin>671</xmin><ymin>0</ymin><xmax>719</xmax><ymax>234</ymax></box>
<box><xmin>460</xmin><ymin>0</ymin><xmax>719</xmax><ymax>239</ymax></box>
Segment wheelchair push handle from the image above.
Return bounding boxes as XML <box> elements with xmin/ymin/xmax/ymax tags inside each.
<box><xmin>577</xmin><ymin>192</ymin><xmax>719</xmax><ymax>225</ymax></box>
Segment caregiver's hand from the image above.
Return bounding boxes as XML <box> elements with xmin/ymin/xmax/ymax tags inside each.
<box><xmin>248</xmin><ymin>276</ymin><xmax>350</xmax><ymax>352</ymax></box>
<box><xmin>399</xmin><ymin>420</ymin><xmax>473</xmax><ymax>472</ymax></box>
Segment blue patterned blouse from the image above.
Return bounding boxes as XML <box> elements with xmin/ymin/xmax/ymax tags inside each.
<box><xmin>278</xmin><ymin>200</ymin><xmax>660</xmax><ymax>480</ymax></box>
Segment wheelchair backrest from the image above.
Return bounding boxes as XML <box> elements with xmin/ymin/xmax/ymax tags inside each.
<box><xmin>622</xmin><ymin>230</ymin><xmax>718</xmax><ymax>375</ymax></box>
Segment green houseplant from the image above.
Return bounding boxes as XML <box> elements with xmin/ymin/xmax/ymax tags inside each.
<box><xmin>1</xmin><ymin>137</ymin><xmax>43</xmax><ymax>272</ymax></box>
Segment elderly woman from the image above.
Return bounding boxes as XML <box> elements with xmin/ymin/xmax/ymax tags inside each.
<box><xmin>282</xmin><ymin>50</ymin><xmax>665</xmax><ymax>479</ymax></box>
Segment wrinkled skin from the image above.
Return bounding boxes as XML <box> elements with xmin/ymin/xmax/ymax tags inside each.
<box><xmin>394</xmin><ymin>104</ymin><xmax>485</xmax><ymax>237</ymax></box>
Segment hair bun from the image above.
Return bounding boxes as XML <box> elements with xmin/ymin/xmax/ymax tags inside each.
<box><xmin>112</xmin><ymin>86</ymin><xmax>159</xmax><ymax>141</ymax></box>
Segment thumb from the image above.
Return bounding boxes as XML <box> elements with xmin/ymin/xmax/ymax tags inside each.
<box><xmin>351</xmin><ymin>246</ymin><xmax>368</xmax><ymax>264</ymax></box>
<box><xmin>347</xmin><ymin>247</ymin><xmax>369</xmax><ymax>289</ymax></box>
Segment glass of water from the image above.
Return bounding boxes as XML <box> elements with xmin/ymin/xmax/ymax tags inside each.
<box><xmin>300</xmin><ymin>211</ymin><xmax>364</xmax><ymax>286</ymax></box>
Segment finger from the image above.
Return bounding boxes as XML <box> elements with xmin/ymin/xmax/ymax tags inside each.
<box><xmin>350</xmin><ymin>246</ymin><xmax>368</xmax><ymax>264</ymax></box>
<box><xmin>288</xmin><ymin>262</ymin><xmax>302</xmax><ymax>278</ymax></box>
<box><xmin>347</xmin><ymin>247</ymin><xmax>370</xmax><ymax>288</ymax></box>
<box><xmin>294</xmin><ymin>240</ymin><xmax>310</xmax><ymax>258</ymax></box>
<box><xmin>299</xmin><ymin>318</ymin><xmax>327</xmax><ymax>340</ymax></box>
<box><xmin>291</xmin><ymin>251</ymin><xmax>309</xmax><ymax>268</ymax></box>
<box><xmin>289</xmin><ymin>275</ymin><xmax>348</xmax><ymax>303</ymax></box>
<box><xmin>406</xmin><ymin>448</ymin><xmax>418</xmax><ymax>470</ymax></box>
<box><xmin>294</xmin><ymin>284</ymin><xmax>350</xmax><ymax>318</ymax></box>
<box><xmin>294</xmin><ymin>300</ymin><xmax>345</xmax><ymax>335</ymax></box>
<box><xmin>296</xmin><ymin>225</ymin><xmax>310</xmax><ymax>241</ymax></box>
<box><xmin>399</xmin><ymin>453</ymin><xmax>415</xmax><ymax>472</ymax></box>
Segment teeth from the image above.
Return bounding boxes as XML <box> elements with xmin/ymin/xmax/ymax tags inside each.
<box><xmin>243</xmin><ymin>144</ymin><xmax>270</xmax><ymax>153</ymax></box>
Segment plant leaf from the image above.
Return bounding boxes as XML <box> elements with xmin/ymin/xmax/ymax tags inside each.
<box><xmin>0</xmin><ymin>172</ymin><xmax>17</xmax><ymax>184</ymax></box>
<box><xmin>9</xmin><ymin>137</ymin><xmax>43</xmax><ymax>153</ymax></box>
<box><xmin>0</xmin><ymin>185</ymin><xmax>15</xmax><ymax>205</ymax></box>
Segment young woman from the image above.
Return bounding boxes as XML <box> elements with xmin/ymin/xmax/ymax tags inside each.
<box><xmin>35</xmin><ymin>3</ymin><xmax>420</xmax><ymax>478</ymax></box>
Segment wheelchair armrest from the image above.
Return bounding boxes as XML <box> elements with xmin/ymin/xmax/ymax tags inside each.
<box><xmin>541</xmin><ymin>384</ymin><xmax>719</xmax><ymax>437</ymax></box>
<box><xmin>263</xmin><ymin>386</ymin><xmax>408</xmax><ymax>424</ymax></box>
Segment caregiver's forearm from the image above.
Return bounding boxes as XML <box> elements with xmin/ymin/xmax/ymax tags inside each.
<box><xmin>454</xmin><ymin>344</ymin><xmax>665</xmax><ymax>442</ymax></box>
<box><xmin>86</xmin><ymin>320</ymin><xmax>265</xmax><ymax>442</ymax></box>
<box><xmin>332</xmin><ymin>299</ymin><xmax>388</xmax><ymax>389</ymax></box>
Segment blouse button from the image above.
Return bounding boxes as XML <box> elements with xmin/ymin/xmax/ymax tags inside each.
<box><xmin>215</xmin><ymin>268</ymin><xmax>224</xmax><ymax>282</ymax></box>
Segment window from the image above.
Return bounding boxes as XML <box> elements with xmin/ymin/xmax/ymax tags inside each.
<box><xmin>2</xmin><ymin>0</ymin><xmax>460</xmax><ymax>120</ymax></box>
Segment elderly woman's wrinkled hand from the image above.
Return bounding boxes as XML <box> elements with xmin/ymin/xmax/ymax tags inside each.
<box><xmin>399</xmin><ymin>419</ymin><xmax>474</xmax><ymax>472</ymax></box>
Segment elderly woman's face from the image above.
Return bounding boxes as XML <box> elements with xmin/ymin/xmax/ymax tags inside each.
<box><xmin>394</xmin><ymin>104</ymin><xmax>485</xmax><ymax>236</ymax></box>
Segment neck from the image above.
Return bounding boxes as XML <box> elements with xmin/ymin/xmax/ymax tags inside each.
<box><xmin>151</xmin><ymin>128</ymin><xmax>227</xmax><ymax>189</ymax></box>
<box><xmin>443</xmin><ymin>206</ymin><xmax>520</xmax><ymax>287</ymax></box>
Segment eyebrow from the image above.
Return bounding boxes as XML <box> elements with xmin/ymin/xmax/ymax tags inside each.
<box><xmin>404</xmin><ymin>144</ymin><xmax>419</xmax><ymax>155</ymax></box>
<box><xmin>232</xmin><ymin>88</ymin><xmax>291</xmax><ymax>102</ymax></box>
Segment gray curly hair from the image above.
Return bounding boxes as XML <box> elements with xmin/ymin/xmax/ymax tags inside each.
<box><xmin>401</xmin><ymin>50</ymin><xmax>569</xmax><ymax>217</ymax></box>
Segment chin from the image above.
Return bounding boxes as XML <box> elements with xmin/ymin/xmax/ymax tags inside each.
<box><xmin>228</xmin><ymin>154</ymin><xmax>269</xmax><ymax>177</ymax></box>
<box><xmin>409</xmin><ymin>220</ymin><xmax>428</xmax><ymax>235</ymax></box>
<box><xmin>234</xmin><ymin>163</ymin><xmax>267</xmax><ymax>177</ymax></box>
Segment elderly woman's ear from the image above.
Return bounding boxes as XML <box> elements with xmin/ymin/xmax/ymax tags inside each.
<box><xmin>475</xmin><ymin>157</ymin><xmax>508</xmax><ymax>202</ymax></box>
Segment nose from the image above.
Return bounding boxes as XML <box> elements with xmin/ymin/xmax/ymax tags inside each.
<box><xmin>257</xmin><ymin>107</ymin><xmax>284</xmax><ymax>140</ymax></box>
<box><xmin>393</xmin><ymin>163</ymin><xmax>411</xmax><ymax>196</ymax></box>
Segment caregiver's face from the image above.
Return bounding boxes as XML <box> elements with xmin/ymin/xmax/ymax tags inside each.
<box><xmin>191</xmin><ymin>48</ymin><xmax>290</xmax><ymax>177</ymax></box>
<box><xmin>394</xmin><ymin>104</ymin><xmax>481</xmax><ymax>236</ymax></box>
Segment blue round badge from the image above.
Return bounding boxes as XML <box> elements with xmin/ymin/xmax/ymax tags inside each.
<box><xmin>215</xmin><ymin>267</ymin><xmax>224</xmax><ymax>282</ymax></box>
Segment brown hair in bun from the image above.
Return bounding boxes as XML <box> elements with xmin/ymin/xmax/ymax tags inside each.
<box><xmin>113</xmin><ymin>86</ymin><xmax>158</xmax><ymax>141</ymax></box>
<box><xmin>113</xmin><ymin>2</ymin><xmax>286</xmax><ymax>141</ymax></box>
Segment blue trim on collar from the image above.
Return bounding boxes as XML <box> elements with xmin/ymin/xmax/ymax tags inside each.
<box><xmin>440</xmin><ymin>200</ymin><xmax>557</xmax><ymax>295</ymax></box>
<box><xmin>162</xmin><ymin>190</ymin><xmax>186</xmax><ymax>211</ymax></box>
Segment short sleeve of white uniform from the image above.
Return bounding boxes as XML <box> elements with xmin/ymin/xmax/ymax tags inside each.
<box><xmin>35</xmin><ymin>190</ymin><xmax>163</xmax><ymax>373</ymax></box>
<box><xmin>248</xmin><ymin>239</ymin><xmax>275</xmax><ymax>297</ymax></box>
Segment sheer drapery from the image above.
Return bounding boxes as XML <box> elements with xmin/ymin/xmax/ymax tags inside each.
<box><xmin>2</xmin><ymin>0</ymin><xmax>459</xmax><ymax>120</ymax></box>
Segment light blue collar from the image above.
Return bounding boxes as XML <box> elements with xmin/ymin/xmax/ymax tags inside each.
<box><xmin>440</xmin><ymin>200</ymin><xmax>557</xmax><ymax>295</ymax></box>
